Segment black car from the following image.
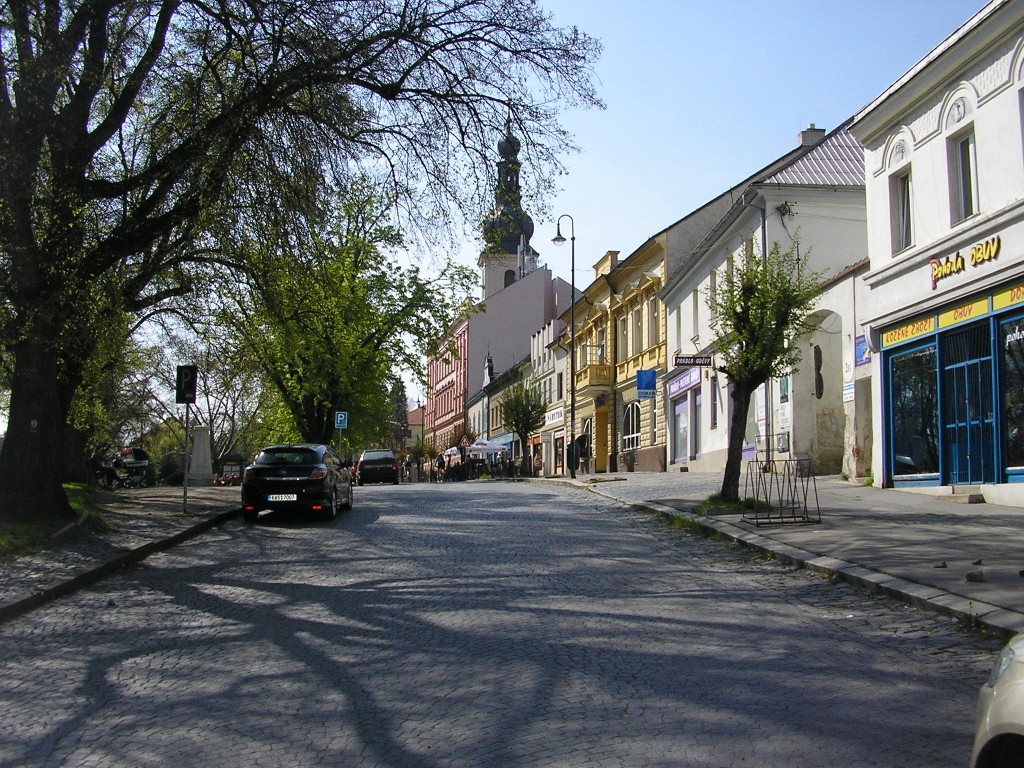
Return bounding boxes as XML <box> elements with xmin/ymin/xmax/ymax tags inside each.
<box><xmin>357</xmin><ymin>448</ymin><xmax>400</xmax><ymax>485</ymax></box>
<box><xmin>241</xmin><ymin>444</ymin><xmax>353</xmax><ymax>522</ymax></box>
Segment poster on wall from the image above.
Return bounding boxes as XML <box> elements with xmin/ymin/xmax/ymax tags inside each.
<box><xmin>855</xmin><ymin>335</ymin><xmax>871</xmax><ymax>367</ymax></box>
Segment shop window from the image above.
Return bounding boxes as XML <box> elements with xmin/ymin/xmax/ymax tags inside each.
<box><xmin>710</xmin><ymin>376</ymin><xmax>719</xmax><ymax>429</ymax></box>
<box><xmin>622</xmin><ymin>402</ymin><xmax>641</xmax><ymax>450</ymax></box>
<box><xmin>673</xmin><ymin>398</ymin><xmax>688</xmax><ymax>462</ymax></box>
<box><xmin>691</xmin><ymin>390</ymin><xmax>701</xmax><ymax>459</ymax></box>
<box><xmin>889</xmin><ymin>345</ymin><xmax>939</xmax><ymax>476</ymax></box>
<box><xmin>709</xmin><ymin>269</ymin><xmax>717</xmax><ymax>322</ymax></box>
<box><xmin>890</xmin><ymin>168</ymin><xmax>913</xmax><ymax>254</ymax></box>
<box><xmin>949</xmin><ymin>128</ymin><xmax>977</xmax><ymax>224</ymax></box>
<box><xmin>691</xmin><ymin>289</ymin><xmax>699</xmax><ymax>342</ymax></box>
<box><xmin>1002</xmin><ymin>316</ymin><xmax>1024</xmax><ymax>468</ymax></box>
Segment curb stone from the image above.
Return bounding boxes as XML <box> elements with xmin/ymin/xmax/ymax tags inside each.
<box><xmin>0</xmin><ymin>507</ymin><xmax>239</xmax><ymax>624</ymax></box>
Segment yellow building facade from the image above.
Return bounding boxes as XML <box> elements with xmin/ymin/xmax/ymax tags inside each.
<box><xmin>565</xmin><ymin>240</ymin><xmax>667</xmax><ymax>473</ymax></box>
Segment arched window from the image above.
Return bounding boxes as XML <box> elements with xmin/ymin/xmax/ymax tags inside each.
<box><xmin>622</xmin><ymin>402</ymin><xmax>641</xmax><ymax>450</ymax></box>
<box><xmin>580</xmin><ymin>418</ymin><xmax>593</xmax><ymax>458</ymax></box>
<box><xmin>504</xmin><ymin>269</ymin><xmax>516</xmax><ymax>288</ymax></box>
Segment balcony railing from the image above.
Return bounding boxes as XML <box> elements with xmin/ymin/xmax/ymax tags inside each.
<box><xmin>576</xmin><ymin>363</ymin><xmax>612</xmax><ymax>389</ymax></box>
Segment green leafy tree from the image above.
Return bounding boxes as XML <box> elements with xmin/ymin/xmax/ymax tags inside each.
<box><xmin>0</xmin><ymin>0</ymin><xmax>601</xmax><ymax>522</ymax></box>
<box><xmin>219</xmin><ymin>180</ymin><xmax>477</xmax><ymax>452</ymax></box>
<box><xmin>706</xmin><ymin>238</ymin><xmax>824</xmax><ymax>502</ymax></box>
<box><xmin>499</xmin><ymin>379</ymin><xmax>545</xmax><ymax>475</ymax></box>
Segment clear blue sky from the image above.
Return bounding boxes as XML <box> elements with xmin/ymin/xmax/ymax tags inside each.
<box><xmin>416</xmin><ymin>0</ymin><xmax>982</xmax><ymax>404</ymax></box>
<box><xmin>511</xmin><ymin>0</ymin><xmax>984</xmax><ymax>285</ymax></box>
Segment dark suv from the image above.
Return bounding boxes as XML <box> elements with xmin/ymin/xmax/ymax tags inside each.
<box><xmin>357</xmin><ymin>448</ymin><xmax>400</xmax><ymax>485</ymax></box>
<box><xmin>241</xmin><ymin>444</ymin><xmax>352</xmax><ymax>522</ymax></box>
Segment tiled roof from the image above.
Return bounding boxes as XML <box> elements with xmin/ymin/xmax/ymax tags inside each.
<box><xmin>763</xmin><ymin>127</ymin><xmax>865</xmax><ymax>187</ymax></box>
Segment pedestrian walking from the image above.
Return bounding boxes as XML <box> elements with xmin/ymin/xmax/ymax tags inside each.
<box><xmin>435</xmin><ymin>453</ymin><xmax>445</xmax><ymax>483</ymax></box>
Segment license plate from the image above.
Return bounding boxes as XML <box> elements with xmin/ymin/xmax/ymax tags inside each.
<box><xmin>268</xmin><ymin>494</ymin><xmax>297</xmax><ymax>502</ymax></box>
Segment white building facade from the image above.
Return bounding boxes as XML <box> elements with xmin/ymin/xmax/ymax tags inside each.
<box><xmin>851</xmin><ymin>0</ymin><xmax>1024</xmax><ymax>502</ymax></box>
<box><xmin>660</xmin><ymin>124</ymin><xmax>870</xmax><ymax>477</ymax></box>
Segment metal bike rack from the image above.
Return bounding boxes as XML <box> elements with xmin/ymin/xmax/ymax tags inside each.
<box><xmin>742</xmin><ymin>455</ymin><xmax>821</xmax><ymax>526</ymax></box>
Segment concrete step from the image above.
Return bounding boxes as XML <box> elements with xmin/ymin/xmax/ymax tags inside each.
<box><xmin>949</xmin><ymin>485</ymin><xmax>985</xmax><ymax>503</ymax></box>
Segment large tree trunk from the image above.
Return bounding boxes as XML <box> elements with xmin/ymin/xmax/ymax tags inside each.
<box><xmin>720</xmin><ymin>383</ymin><xmax>754</xmax><ymax>502</ymax></box>
<box><xmin>0</xmin><ymin>335</ymin><xmax>75</xmax><ymax>522</ymax></box>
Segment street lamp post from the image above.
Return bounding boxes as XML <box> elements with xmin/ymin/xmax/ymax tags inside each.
<box><xmin>552</xmin><ymin>215</ymin><xmax>576</xmax><ymax>480</ymax></box>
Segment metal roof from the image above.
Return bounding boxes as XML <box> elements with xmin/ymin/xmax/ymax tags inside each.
<box><xmin>763</xmin><ymin>127</ymin><xmax>865</xmax><ymax>187</ymax></box>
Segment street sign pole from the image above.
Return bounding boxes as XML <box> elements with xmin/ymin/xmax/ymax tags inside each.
<box><xmin>175</xmin><ymin>364</ymin><xmax>198</xmax><ymax>514</ymax></box>
<box><xmin>183</xmin><ymin>403</ymin><xmax>191</xmax><ymax>513</ymax></box>
<box><xmin>335</xmin><ymin>411</ymin><xmax>347</xmax><ymax>457</ymax></box>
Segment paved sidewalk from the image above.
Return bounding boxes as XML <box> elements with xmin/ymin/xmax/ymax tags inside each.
<box><xmin>554</xmin><ymin>471</ymin><xmax>1024</xmax><ymax>638</ymax></box>
<box><xmin>0</xmin><ymin>485</ymin><xmax>239</xmax><ymax>622</ymax></box>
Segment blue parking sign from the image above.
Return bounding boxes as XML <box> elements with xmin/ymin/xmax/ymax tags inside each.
<box><xmin>636</xmin><ymin>370</ymin><xmax>656</xmax><ymax>399</ymax></box>
<box><xmin>335</xmin><ymin>411</ymin><xmax>348</xmax><ymax>429</ymax></box>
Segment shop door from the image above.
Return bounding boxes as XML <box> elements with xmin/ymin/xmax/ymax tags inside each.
<box><xmin>942</xmin><ymin>325</ymin><xmax>994</xmax><ymax>485</ymax></box>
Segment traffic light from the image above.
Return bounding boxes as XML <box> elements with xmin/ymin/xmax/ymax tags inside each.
<box><xmin>175</xmin><ymin>365</ymin><xmax>198</xmax><ymax>404</ymax></box>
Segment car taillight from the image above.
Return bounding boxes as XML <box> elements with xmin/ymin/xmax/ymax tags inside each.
<box><xmin>392</xmin><ymin>461</ymin><xmax>398</xmax><ymax>469</ymax></box>
<box><xmin>309</xmin><ymin>468</ymin><xmax>327</xmax><ymax>480</ymax></box>
<box><xmin>243</xmin><ymin>468</ymin><xmax>255</xmax><ymax>480</ymax></box>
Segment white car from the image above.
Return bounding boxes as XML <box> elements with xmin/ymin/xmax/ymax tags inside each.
<box><xmin>972</xmin><ymin>633</ymin><xmax>1024</xmax><ymax>768</ymax></box>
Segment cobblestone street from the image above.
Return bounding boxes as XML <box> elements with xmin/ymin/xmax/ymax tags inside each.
<box><xmin>0</xmin><ymin>482</ymin><xmax>1000</xmax><ymax>767</ymax></box>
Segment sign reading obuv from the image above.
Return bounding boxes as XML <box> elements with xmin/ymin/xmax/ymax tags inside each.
<box><xmin>674</xmin><ymin>355</ymin><xmax>712</xmax><ymax>368</ymax></box>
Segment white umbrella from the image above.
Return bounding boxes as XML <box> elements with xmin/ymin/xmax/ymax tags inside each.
<box><xmin>467</xmin><ymin>438</ymin><xmax>508</xmax><ymax>457</ymax></box>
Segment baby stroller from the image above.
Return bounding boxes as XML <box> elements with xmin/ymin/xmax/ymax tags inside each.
<box><xmin>114</xmin><ymin>447</ymin><xmax>150</xmax><ymax>488</ymax></box>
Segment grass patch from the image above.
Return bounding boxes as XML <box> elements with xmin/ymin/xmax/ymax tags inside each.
<box><xmin>696</xmin><ymin>493</ymin><xmax>758</xmax><ymax>514</ymax></box>
<box><xmin>0</xmin><ymin>483</ymin><xmax>112</xmax><ymax>563</ymax></box>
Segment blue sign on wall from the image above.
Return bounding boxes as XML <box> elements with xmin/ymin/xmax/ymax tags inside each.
<box><xmin>855</xmin><ymin>335</ymin><xmax>871</xmax><ymax>367</ymax></box>
<box><xmin>637</xmin><ymin>369</ymin><xmax>656</xmax><ymax>399</ymax></box>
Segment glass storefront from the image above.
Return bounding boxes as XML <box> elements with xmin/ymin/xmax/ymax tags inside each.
<box><xmin>884</xmin><ymin>298</ymin><xmax>1024</xmax><ymax>486</ymax></box>
<box><xmin>1001</xmin><ymin>315</ymin><xmax>1024</xmax><ymax>477</ymax></box>
<box><xmin>889</xmin><ymin>345</ymin><xmax>940</xmax><ymax>480</ymax></box>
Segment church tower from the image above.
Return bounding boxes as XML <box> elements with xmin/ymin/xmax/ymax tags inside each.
<box><xmin>479</xmin><ymin>118</ymin><xmax>538</xmax><ymax>300</ymax></box>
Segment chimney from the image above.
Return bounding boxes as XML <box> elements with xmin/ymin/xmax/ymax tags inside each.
<box><xmin>595</xmin><ymin>250</ymin><xmax>619</xmax><ymax>278</ymax></box>
<box><xmin>798</xmin><ymin>123</ymin><xmax>826</xmax><ymax>147</ymax></box>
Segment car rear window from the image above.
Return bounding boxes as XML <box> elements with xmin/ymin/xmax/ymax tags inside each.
<box><xmin>255</xmin><ymin>448</ymin><xmax>319</xmax><ymax>465</ymax></box>
<box><xmin>361</xmin><ymin>450</ymin><xmax>394</xmax><ymax>460</ymax></box>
